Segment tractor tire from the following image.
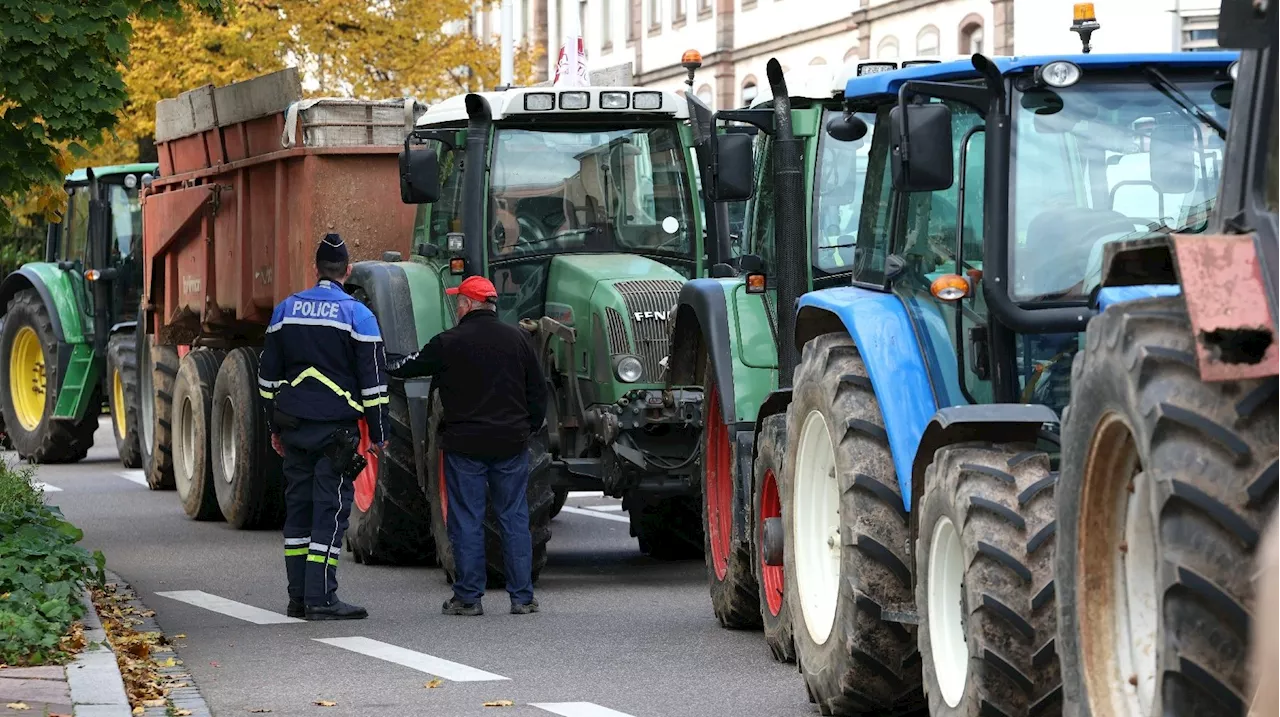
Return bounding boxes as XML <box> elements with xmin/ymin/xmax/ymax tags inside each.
<box><xmin>754</xmin><ymin>413</ymin><xmax>795</xmax><ymax>662</ymax></box>
<box><xmin>106</xmin><ymin>333</ymin><xmax>142</xmax><ymax>468</ymax></box>
<box><xmin>172</xmin><ymin>348</ymin><xmax>226</xmax><ymax>521</ymax></box>
<box><xmin>138</xmin><ymin>328</ymin><xmax>180</xmax><ymax>491</ymax></box>
<box><xmin>0</xmin><ymin>289</ymin><xmax>98</xmax><ymax>463</ymax></box>
<box><xmin>785</xmin><ymin>333</ymin><xmax>922</xmax><ymax>716</ymax></box>
<box><xmin>630</xmin><ymin>494</ymin><xmax>703</xmax><ymax>560</ymax></box>
<box><xmin>1057</xmin><ymin>296</ymin><xmax>1277</xmax><ymax>717</ymax></box>
<box><xmin>916</xmin><ymin>443</ymin><xmax>1062</xmax><ymax>717</ymax></box>
<box><xmin>210</xmin><ymin>348</ymin><xmax>285</xmax><ymax>529</ymax></box>
<box><xmin>347</xmin><ymin>379</ymin><xmax>435</xmax><ymax>565</ymax></box>
<box><xmin>703</xmin><ymin>372</ymin><xmax>761</xmax><ymax>629</ymax></box>
<box><xmin>550</xmin><ymin>487</ymin><xmax>568</xmax><ymax>519</ymax></box>
<box><xmin>427</xmin><ymin>392</ymin><xmax>553</xmax><ymax>586</ymax></box>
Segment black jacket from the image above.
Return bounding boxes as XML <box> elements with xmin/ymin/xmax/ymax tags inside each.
<box><xmin>386</xmin><ymin>310</ymin><xmax>546</xmax><ymax>459</ymax></box>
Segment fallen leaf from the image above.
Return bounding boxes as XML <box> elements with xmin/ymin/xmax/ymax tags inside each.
<box><xmin>425</xmin><ymin>679</ymin><xmax>443</xmax><ymax>689</ymax></box>
<box><xmin>131</xmin><ymin>707</ymin><xmax>143</xmax><ymax>716</ymax></box>
<box><xmin>314</xmin><ymin>700</ymin><xmax>337</xmax><ymax>707</ymax></box>
<box><xmin>175</xmin><ymin>710</ymin><xmax>194</xmax><ymax>716</ymax></box>
<box><xmin>143</xmin><ymin>698</ymin><xmax>166</xmax><ymax>707</ymax></box>
<box><xmin>248</xmin><ymin>710</ymin><xmax>273</xmax><ymax>714</ymax></box>
<box><xmin>161</xmin><ymin>657</ymin><xmax>176</xmax><ymax>667</ymax></box>
<box><xmin>174</xmin><ymin>634</ymin><xmax>186</xmax><ymax>639</ymax></box>
<box><xmin>5</xmin><ymin>703</ymin><xmax>30</xmax><ymax>711</ymax></box>
<box><xmin>482</xmin><ymin>700</ymin><xmax>515</xmax><ymax>707</ymax></box>
<box><xmin>140</xmin><ymin>610</ymin><xmax>156</xmax><ymax>617</ymax></box>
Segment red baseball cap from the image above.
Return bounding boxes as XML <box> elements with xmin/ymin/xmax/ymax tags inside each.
<box><xmin>446</xmin><ymin>276</ymin><xmax>498</xmax><ymax>302</ymax></box>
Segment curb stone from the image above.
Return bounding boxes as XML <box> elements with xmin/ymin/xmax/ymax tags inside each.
<box><xmin>66</xmin><ymin>588</ymin><xmax>129</xmax><ymax>717</ymax></box>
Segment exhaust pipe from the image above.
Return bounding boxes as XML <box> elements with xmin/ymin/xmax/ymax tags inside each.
<box><xmin>767</xmin><ymin>59</ymin><xmax>804</xmax><ymax>388</ymax></box>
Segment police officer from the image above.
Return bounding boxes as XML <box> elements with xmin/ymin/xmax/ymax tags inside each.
<box><xmin>259</xmin><ymin>233</ymin><xmax>389</xmax><ymax>621</ymax></box>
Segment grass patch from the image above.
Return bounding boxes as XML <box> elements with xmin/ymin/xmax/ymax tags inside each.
<box><xmin>0</xmin><ymin>457</ymin><xmax>104</xmax><ymax>666</ymax></box>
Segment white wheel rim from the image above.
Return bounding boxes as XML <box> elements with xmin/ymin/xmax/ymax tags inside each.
<box><xmin>793</xmin><ymin>409</ymin><xmax>841</xmax><ymax>645</ymax></box>
<box><xmin>928</xmin><ymin>515</ymin><xmax>968</xmax><ymax>708</ymax></box>
<box><xmin>218</xmin><ymin>395</ymin><xmax>236</xmax><ymax>483</ymax></box>
<box><xmin>178</xmin><ymin>395</ymin><xmax>196</xmax><ymax>494</ymax></box>
<box><xmin>1117</xmin><ymin>471</ymin><xmax>1159</xmax><ymax>716</ymax></box>
<box><xmin>140</xmin><ymin>341</ymin><xmax>153</xmax><ymax>452</ymax></box>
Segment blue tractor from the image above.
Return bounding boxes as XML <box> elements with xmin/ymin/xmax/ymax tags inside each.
<box><xmin>735</xmin><ymin>25</ymin><xmax>1239</xmax><ymax>717</ymax></box>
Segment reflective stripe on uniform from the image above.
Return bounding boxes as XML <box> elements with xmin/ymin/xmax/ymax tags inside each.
<box><xmin>307</xmin><ymin>554</ymin><xmax>339</xmax><ymax>566</ymax></box>
<box><xmin>362</xmin><ymin>396</ymin><xmax>389</xmax><ymax>408</ymax></box>
<box><xmin>289</xmin><ymin>367</ymin><xmax>364</xmax><ymax>412</ymax></box>
<box><xmin>266</xmin><ymin>316</ymin><xmax>381</xmax><ymax>343</ymax></box>
<box><xmin>361</xmin><ymin>385</ymin><xmax>387</xmax><ymax>396</ymax></box>
<box><xmin>310</xmin><ymin>542</ymin><xmax>341</xmax><ymax>555</ymax></box>
<box><xmin>285</xmin><ymin>536</ymin><xmax>310</xmax><ymax>556</ymax></box>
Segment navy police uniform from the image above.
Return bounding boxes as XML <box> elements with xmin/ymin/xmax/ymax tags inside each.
<box><xmin>259</xmin><ymin>234</ymin><xmax>389</xmax><ymax>619</ymax></box>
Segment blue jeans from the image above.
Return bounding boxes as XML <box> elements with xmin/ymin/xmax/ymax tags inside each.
<box><xmin>444</xmin><ymin>451</ymin><xmax>534</xmax><ymax>605</ymax></box>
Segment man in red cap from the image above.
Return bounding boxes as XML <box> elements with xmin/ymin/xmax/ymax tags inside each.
<box><xmin>386</xmin><ymin>275</ymin><xmax>546</xmax><ymax>615</ymax></box>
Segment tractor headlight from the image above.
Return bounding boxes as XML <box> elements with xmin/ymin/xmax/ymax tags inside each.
<box><xmin>1228</xmin><ymin>60</ymin><xmax>1239</xmax><ymax>80</ymax></box>
<box><xmin>633</xmin><ymin>91</ymin><xmax>663</xmax><ymax>110</ymax></box>
<box><xmin>524</xmin><ymin>92</ymin><xmax>555</xmax><ymax>111</ymax></box>
<box><xmin>614</xmin><ymin>355</ymin><xmax>643</xmax><ymax>383</ymax></box>
<box><xmin>1038</xmin><ymin>60</ymin><xmax>1082</xmax><ymax>88</ymax></box>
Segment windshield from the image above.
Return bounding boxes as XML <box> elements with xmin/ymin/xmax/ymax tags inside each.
<box><xmin>108</xmin><ymin>183</ymin><xmax>142</xmax><ymax>261</ymax></box>
<box><xmin>1010</xmin><ymin>73</ymin><xmax>1232</xmax><ymax>301</ymax></box>
<box><xmin>814</xmin><ymin>110</ymin><xmax>876</xmax><ymax>274</ymax></box>
<box><xmin>488</xmin><ymin>126</ymin><xmax>696</xmax><ymax>260</ymax></box>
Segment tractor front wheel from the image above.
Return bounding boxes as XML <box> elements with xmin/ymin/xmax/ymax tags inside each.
<box><xmin>107</xmin><ymin>333</ymin><xmax>142</xmax><ymax>468</ymax></box>
<box><xmin>0</xmin><ymin>289</ymin><xmax>97</xmax><ymax>463</ymax></box>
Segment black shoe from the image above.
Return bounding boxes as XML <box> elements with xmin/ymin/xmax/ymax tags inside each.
<box><xmin>287</xmin><ymin>599</ymin><xmax>304</xmax><ymax>619</ymax></box>
<box><xmin>510</xmin><ymin>598</ymin><xmax>539</xmax><ymax>615</ymax></box>
<box><xmin>442</xmin><ymin>597</ymin><xmax>483</xmax><ymax>616</ymax></box>
<box><xmin>304</xmin><ymin>600</ymin><xmax>368</xmax><ymax>621</ymax></box>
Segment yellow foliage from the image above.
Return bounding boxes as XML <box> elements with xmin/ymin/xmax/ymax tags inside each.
<box><xmin>89</xmin><ymin>0</ymin><xmax>537</xmax><ymax>167</ymax></box>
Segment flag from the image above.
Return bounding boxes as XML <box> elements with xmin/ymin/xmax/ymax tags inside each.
<box><xmin>553</xmin><ymin>6</ymin><xmax>588</xmax><ymax>86</ymax></box>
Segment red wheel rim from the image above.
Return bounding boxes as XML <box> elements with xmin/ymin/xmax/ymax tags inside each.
<box><xmin>353</xmin><ymin>419</ymin><xmax>378</xmax><ymax>512</ymax></box>
<box><xmin>438</xmin><ymin>451</ymin><xmax>448</xmax><ymax>523</ymax></box>
<box><xmin>759</xmin><ymin>467</ymin><xmax>784</xmax><ymax>616</ymax></box>
<box><xmin>706</xmin><ymin>383</ymin><xmax>732</xmax><ymax>580</ymax></box>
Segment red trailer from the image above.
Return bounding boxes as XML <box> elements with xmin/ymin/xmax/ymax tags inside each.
<box><xmin>136</xmin><ymin>68</ymin><xmax>423</xmax><ymax>528</ymax></box>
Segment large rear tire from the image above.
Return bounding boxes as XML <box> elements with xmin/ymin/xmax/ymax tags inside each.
<box><xmin>0</xmin><ymin>289</ymin><xmax>98</xmax><ymax>463</ymax></box>
<box><xmin>916</xmin><ymin>443</ymin><xmax>1062</xmax><ymax>717</ymax></box>
<box><xmin>172</xmin><ymin>348</ymin><xmax>226</xmax><ymax>521</ymax></box>
<box><xmin>211</xmin><ymin>347</ymin><xmax>285</xmax><ymax>529</ymax></box>
<box><xmin>427</xmin><ymin>393</ymin><xmax>553</xmax><ymax>586</ymax></box>
<box><xmin>550</xmin><ymin>487</ymin><xmax>568</xmax><ymax>519</ymax></box>
<box><xmin>138</xmin><ymin>328</ymin><xmax>180</xmax><ymax>490</ymax></box>
<box><xmin>107</xmin><ymin>333</ymin><xmax>142</xmax><ymax>468</ymax></box>
<box><xmin>703</xmin><ymin>374</ymin><xmax>761</xmax><ymax>629</ymax></box>
<box><xmin>785</xmin><ymin>333</ymin><xmax>922</xmax><ymax>716</ymax></box>
<box><xmin>754</xmin><ymin>413</ymin><xmax>795</xmax><ymax>662</ymax></box>
<box><xmin>347</xmin><ymin>379</ymin><xmax>435</xmax><ymax>565</ymax></box>
<box><xmin>1057</xmin><ymin>297</ymin><xmax>1277</xmax><ymax>717</ymax></box>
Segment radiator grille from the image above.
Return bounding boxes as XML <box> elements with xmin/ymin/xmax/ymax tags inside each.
<box><xmin>606</xmin><ymin>308</ymin><xmax>631</xmax><ymax>354</ymax></box>
<box><xmin>613</xmin><ymin>279</ymin><xmax>683</xmax><ymax>382</ymax></box>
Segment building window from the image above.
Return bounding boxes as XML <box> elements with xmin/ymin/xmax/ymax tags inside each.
<box><xmin>579</xmin><ymin>0</ymin><xmax>588</xmax><ymax>38</ymax></box>
<box><xmin>674</xmin><ymin>0</ymin><xmax>687</xmax><ymax>22</ymax></box>
<box><xmin>958</xmin><ymin>14</ymin><xmax>984</xmax><ymax>54</ymax></box>
<box><xmin>601</xmin><ymin>0</ymin><xmax>612</xmax><ymax>48</ymax></box>
<box><xmin>741</xmin><ymin>76</ymin><xmax>758</xmax><ymax>107</ymax></box>
<box><xmin>696</xmin><ymin>83</ymin><xmax>713</xmax><ymax>105</ymax></box>
<box><xmin>1180</xmin><ymin>13</ymin><xmax>1219</xmax><ymax>51</ymax></box>
<box><xmin>698</xmin><ymin>0</ymin><xmax>712</xmax><ymax>17</ymax></box>
<box><xmin>844</xmin><ymin>47</ymin><xmax>859</xmax><ymax>62</ymax></box>
<box><xmin>649</xmin><ymin>0</ymin><xmax>661</xmax><ymax>28</ymax></box>
<box><xmin>916</xmin><ymin>25</ymin><xmax>940</xmax><ymax>56</ymax></box>
<box><xmin>877</xmin><ymin>36</ymin><xmax>899</xmax><ymax>59</ymax></box>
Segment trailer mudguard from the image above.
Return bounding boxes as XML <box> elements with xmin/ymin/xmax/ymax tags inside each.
<box><xmin>908</xmin><ymin>404</ymin><xmax>1060</xmax><ymax>516</ymax></box>
<box><xmin>794</xmin><ymin>287</ymin><xmax>939</xmax><ymax>506</ymax></box>
<box><xmin>668</xmin><ymin>278</ymin><xmax>775</xmax><ymax>426</ymax></box>
<box><xmin>0</xmin><ymin>264</ymin><xmax>85</xmax><ymax>344</ymax></box>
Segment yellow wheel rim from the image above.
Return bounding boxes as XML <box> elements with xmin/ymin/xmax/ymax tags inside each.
<box><xmin>113</xmin><ymin>368</ymin><xmax>127</xmax><ymax>438</ymax></box>
<box><xmin>8</xmin><ymin>325</ymin><xmax>47</xmax><ymax>431</ymax></box>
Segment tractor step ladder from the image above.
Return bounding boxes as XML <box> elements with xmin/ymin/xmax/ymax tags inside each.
<box><xmin>53</xmin><ymin>344</ymin><xmax>100</xmax><ymax>421</ymax></box>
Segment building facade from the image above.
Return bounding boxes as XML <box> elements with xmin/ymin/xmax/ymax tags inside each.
<box><xmin>474</xmin><ymin>0</ymin><xmax>1226</xmax><ymax>108</ymax></box>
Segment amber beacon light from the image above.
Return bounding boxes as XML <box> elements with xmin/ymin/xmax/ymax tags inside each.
<box><xmin>930</xmin><ymin>274</ymin><xmax>970</xmax><ymax>302</ymax></box>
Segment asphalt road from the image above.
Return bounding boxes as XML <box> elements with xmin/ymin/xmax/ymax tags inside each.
<box><xmin>30</xmin><ymin>419</ymin><xmax>813</xmax><ymax>717</ymax></box>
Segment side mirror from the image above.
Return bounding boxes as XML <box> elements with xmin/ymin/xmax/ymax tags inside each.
<box><xmin>825</xmin><ymin>113</ymin><xmax>868</xmax><ymax>143</ymax></box>
<box><xmin>1149</xmin><ymin>123</ymin><xmax>1198</xmax><ymax>194</ymax></box>
<box><xmin>890</xmin><ymin>102</ymin><xmax>954</xmax><ymax>192</ymax></box>
<box><xmin>399</xmin><ymin>146</ymin><xmax>440</xmax><ymax>204</ymax></box>
<box><xmin>711</xmin><ymin>133</ymin><xmax>755</xmax><ymax>202</ymax></box>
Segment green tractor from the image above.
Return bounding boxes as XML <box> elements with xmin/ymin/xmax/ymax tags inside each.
<box><xmin>665</xmin><ymin>60</ymin><xmax>883</xmax><ymax>656</ymax></box>
<box><xmin>0</xmin><ymin>164</ymin><xmax>156</xmax><ymax>465</ymax></box>
<box><xmin>345</xmin><ymin>84</ymin><xmax>735</xmax><ymax>579</ymax></box>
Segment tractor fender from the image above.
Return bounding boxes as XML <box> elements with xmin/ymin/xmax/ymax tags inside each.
<box><xmin>909</xmin><ymin>404</ymin><xmax>1060</xmax><ymax>520</ymax></box>
<box><xmin>109</xmin><ymin>321</ymin><xmax>137</xmax><ymax>336</ymax></box>
<box><xmin>795</xmin><ymin>287</ymin><xmax>939</xmax><ymax>505</ymax></box>
<box><xmin>0</xmin><ymin>265</ymin><xmax>80</xmax><ymax>344</ymax></box>
<box><xmin>668</xmin><ymin>278</ymin><xmax>738</xmax><ymax>426</ymax></box>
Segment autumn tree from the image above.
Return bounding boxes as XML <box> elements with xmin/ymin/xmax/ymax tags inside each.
<box><xmin>92</xmin><ymin>0</ymin><xmax>538</xmax><ymax>166</ymax></box>
<box><xmin>0</xmin><ymin>0</ymin><xmax>225</xmax><ymax>222</ymax></box>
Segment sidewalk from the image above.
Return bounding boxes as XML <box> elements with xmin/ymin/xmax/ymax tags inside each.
<box><xmin>0</xmin><ymin>665</ymin><xmax>72</xmax><ymax>716</ymax></box>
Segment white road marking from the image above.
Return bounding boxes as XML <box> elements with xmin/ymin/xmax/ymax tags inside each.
<box><xmin>558</xmin><ymin>506</ymin><xmax>630</xmax><ymax>524</ymax></box>
<box><xmin>587</xmin><ymin>504</ymin><xmax>625</xmax><ymax>512</ymax></box>
<box><xmin>117</xmin><ymin>470</ymin><xmax>148</xmax><ymax>487</ymax></box>
<box><xmin>34</xmin><ymin>482</ymin><xmax>62</xmax><ymax>493</ymax></box>
<box><xmin>155</xmin><ymin>590</ymin><xmax>302</xmax><ymax>624</ymax></box>
<box><xmin>314</xmin><ymin>637</ymin><xmax>507</xmax><ymax>682</ymax></box>
<box><xmin>532</xmin><ymin>703</ymin><xmax>637</xmax><ymax>717</ymax></box>
<box><xmin>567</xmin><ymin>491</ymin><xmax>604</xmax><ymax>498</ymax></box>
